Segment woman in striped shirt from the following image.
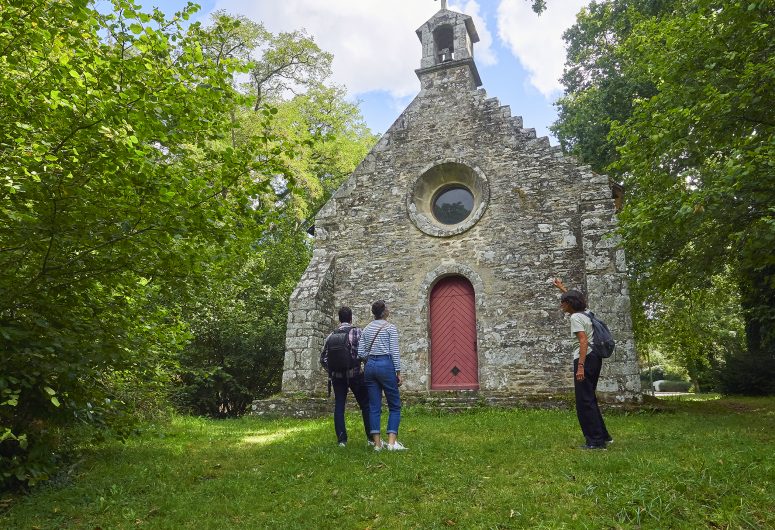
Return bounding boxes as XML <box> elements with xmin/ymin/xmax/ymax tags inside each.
<box><xmin>358</xmin><ymin>300</ymin><xmax>407</xmax><ymax>451</ymax></box>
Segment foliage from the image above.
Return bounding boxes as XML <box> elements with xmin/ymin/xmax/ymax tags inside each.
<box><xmin>718</xmin><ymin>349</ymin><xmax>775</xmax><ymax>396</ymax></box>
<box><xmin>175</xmin><ymin>223</ymin><xmax>310</xmax><ymax>417</ymax></box>
<box><xmin>640</xmin><ymin>364</ymin><xmax>688</xmax><ymax>384</ymax></box>
<box><xmin>249</xmin><ymin>28</ymin><xmax>332</xmax><ymax>108</ymax></box>
<box><xmin>3</xmin><ymin>399</ymin><xmax>775</xmax><ymax>527</ymax></box>
<box><xmin>610</xmin><ymin>0</ymin><xmax>775</xmax><ymax>388</ymax></box>
<box><xmin>555</xmin><ymin>0</ymin><xmax>775</xmax><ymax>392</ymax></box>
<box><xmin>199</xmin><ymin>10</ymin><xmax>268</xmax><ymax>67</ymax></box>
<box><xmin>529</xmin><ymin>0</ymin><xmax>548</xmax><ymax>14</ymax></box>
<box><xmin>267</xmin><ymin>85</ymin><xmax>378</xmax><ymax>220</ymax></box>
<box><xmin>0</xmin><ymin>0</ymin><xmax>293</xmax><ymax>488</ymax></box>
<box><xmin>634</xmin><ymin>272</ymin><xmax>744</xmax><ymax>393</ymax></box>
<box><xmin>552</xmin><ymin>0</ymin><xmax>677</xmax><ymax>175</ymax></box>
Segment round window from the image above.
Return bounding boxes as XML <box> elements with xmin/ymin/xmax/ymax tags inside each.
<box><xmin>432</xmin><ymin>186</ymin><xmax>474</xmax><ymax>225</ymax></box>
<box><xmin>407</xmin><ymin>160</ymin><xmax>489</xmax><ymax>237</ymax></box>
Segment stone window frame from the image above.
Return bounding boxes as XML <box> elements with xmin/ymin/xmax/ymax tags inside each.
<box><xmin>407</xmin><ymin>158</ymin><xmax>490</xmax><ymax>237</ymax></box>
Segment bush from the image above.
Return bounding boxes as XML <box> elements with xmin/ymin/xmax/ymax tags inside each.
<box><xmin>175</xmin><ymin>345</ymin><xmax>283</xmax><ymax>418</ymax></box>
<box><xmin>718</xmin><ymin>350</ymin><xmax>775</xmax><ymax>396</ymax></box>
<box><xmin>174</xmin><ymin>228</ymin><xmax>309</xmax><ymax>417</ymax></box>
<box><xmin>640</xmin><ymin>364</ymin><xmax>686</xmax><ymax>385</ymax></box>
<box><xmin>653</xmin><ymin>380</ymin><xmax>692</xmax><ymax>392</ymax></box>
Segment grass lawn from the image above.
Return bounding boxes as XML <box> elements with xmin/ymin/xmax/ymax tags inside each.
<box><xmin>2</xmin><ymin>396</ymin><xmax>774</xmax><ymax>529</ymax></box>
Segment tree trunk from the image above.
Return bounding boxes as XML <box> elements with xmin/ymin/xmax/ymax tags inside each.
<box><xmin>732</xmin><ymin>262</ymin><xmax>775</xmax><ymax>395</ymax></box>
<box><xmin>739</xmin><ymin>263</ymin><xmax>775</xmax><ymax>359</ymax></box>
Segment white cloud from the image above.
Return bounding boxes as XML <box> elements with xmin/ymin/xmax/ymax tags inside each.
<box><xmin>210</xmin><ymin>0</ymin><xmax>497</xmax><ymax>98</ymax></box>
<box><xmin>496</xmin><ymin>0</ymin><xmax>587</xmax><ymax>98</ymax></box>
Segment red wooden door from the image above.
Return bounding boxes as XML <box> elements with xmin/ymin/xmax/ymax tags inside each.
<box><xmin>430</xmin><ymin>276</ymin><xmax>479</xmax><ymax>390</ymax></box>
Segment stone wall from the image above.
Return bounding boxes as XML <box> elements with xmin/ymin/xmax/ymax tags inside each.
<box><xmin>282</xmin><ymin>59</ymin><xmax>641</xmax><ymax>401</ymax></box>
<box><xmin>281</xmin><ymin>253</ymin><xmax>336</xmax><ymax>393</ymax></box>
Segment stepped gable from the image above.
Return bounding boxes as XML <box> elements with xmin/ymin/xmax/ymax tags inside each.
<box><xmin>275</xmin><ymin>3</ymin><xmax>640</xmax><ymax>407</ymax></box>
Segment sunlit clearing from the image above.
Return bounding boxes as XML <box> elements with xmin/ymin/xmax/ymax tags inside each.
<box><xmin>239</xmin><ymin>424</ymin><xmax>317</xmax><ymax>446</ymax></box>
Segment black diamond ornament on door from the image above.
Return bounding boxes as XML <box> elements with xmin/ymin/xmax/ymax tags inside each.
<box><xmin>451</xmin><ymin>366</ymin><xmax>461</xmax><ymax>376</ymax></box>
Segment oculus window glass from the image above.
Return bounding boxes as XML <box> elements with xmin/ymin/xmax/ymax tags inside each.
<box><xmin>432</xmin><ymin>186</ymin><xmax>474</xmax><ymax>224</ymax></box>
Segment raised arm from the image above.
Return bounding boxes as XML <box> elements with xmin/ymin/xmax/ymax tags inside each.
<box><xmin>553</xmin><ymin>278</ymin><xmax>568</xmax><ymax>293</ymax></box>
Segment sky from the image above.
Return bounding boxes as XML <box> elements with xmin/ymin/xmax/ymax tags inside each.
<box><xmin>148</xmin><ymin>0</ymin><xmax>588</xmax><ymax>143</ymax></box>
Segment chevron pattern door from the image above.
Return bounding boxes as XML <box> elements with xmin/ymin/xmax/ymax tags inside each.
<box><xmin>430</xmin><ymin>276</ymin><xmax>479</xmax><ymax>390</ymax></box>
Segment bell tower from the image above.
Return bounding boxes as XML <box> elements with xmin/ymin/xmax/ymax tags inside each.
<box><xmin>415</xmin><ymin>1</ymin><xmax>482</xmax><ymax>86</ymax></box>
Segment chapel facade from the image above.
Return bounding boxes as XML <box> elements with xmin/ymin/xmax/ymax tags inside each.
<box><xmin>281</xmin><ymin>6</ymin><xmax>641</xmax><ymax>400</ymax></box>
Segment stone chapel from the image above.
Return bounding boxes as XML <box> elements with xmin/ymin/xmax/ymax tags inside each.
<box><xmin>282</xmin><ymin>5</ymin><xmax>641</xmax><ymax>401</ymax></box>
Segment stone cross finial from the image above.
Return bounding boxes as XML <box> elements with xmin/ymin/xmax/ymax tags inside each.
<box><xmin>438</xmin><ymin>0</ymin><xmax>447</xmax><ymax>10</ymax></box>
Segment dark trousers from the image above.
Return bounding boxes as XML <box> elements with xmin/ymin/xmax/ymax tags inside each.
<box><xmin>574</xmin><ymin>356</ymin><xmax>611</xmax><ymax>447</ymax></box>
<box><xmin>331</xmin><ymin>374</ymin><xmax>371</xmax><ymax>444</ymax></box>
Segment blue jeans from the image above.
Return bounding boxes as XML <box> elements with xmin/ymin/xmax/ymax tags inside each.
<box><xmin>364</xmin><ymin>355</ymin><xmax>401</xmax><ymax>436</ymax></box>
<box><xmin>331</xmin><ymin>373</ymin><xmax>370</xmax><ymax>444</ymax></box>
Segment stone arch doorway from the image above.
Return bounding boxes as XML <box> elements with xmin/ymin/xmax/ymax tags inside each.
<box><xmin>429</xmin><ymin>275</ymin><xmax>479</xmax><ymax>390</ymax></box>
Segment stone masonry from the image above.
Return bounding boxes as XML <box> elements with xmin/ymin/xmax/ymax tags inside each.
<box><xmin>281</xmin><ymin>6</ymin><xmax>641</xmax><ymax>401</ymax></box>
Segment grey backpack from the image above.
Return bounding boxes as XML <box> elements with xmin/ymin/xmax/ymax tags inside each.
<box><xmin>586</xmin><ymin>311</ymin><xmax>615</xmax><ymax>358</ymax></box>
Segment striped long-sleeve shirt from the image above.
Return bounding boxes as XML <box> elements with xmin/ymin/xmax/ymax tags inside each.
<box><xmin>358</xmin><ymin>319</ymin><xmax>401</xmax><ymax>372</ymax></box>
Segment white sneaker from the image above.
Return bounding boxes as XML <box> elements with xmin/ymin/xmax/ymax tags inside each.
<box><xmin>367</xmin><ymin>440</ymin><xmax>376</xmax><ymax>447</ymax></box>
<box><xmin>373</xmin><ymin>443</ymin><xmax>383</xmax><ymax>452</ymax></box>
<box><xmin>387</xmin><ymin>441</ymin><xmax>407</xmax><ymax>451</ymax></box>
<box><xmin>338</xmin><ymin>442</ymin><xmax>346</xmax><ymax>447</ymax></box>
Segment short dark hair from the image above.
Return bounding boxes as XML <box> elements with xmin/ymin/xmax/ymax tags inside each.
<box><xmin>561</xmin><ymin>290</ymin><xmax>587</xmax><ymax>312</ymax></box>
<box><xmin>338</xmin><ymin>306</ymin><xmax>352</xmax><ymax>323</ymax></box>
<box><xmin>371</xmin><ymin>300</ymin><xmax>386</xmax><ymax>319</ymax></box>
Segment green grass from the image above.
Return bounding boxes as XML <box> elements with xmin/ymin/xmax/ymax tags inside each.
<box><xmin>3</xmin><ymin>397</ymin><xmax>774</xmax><ymax>529</ymax></box>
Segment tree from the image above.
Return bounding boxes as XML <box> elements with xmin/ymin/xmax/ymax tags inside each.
<box><xmin>0</xmin><ymin>0</ymin><xmax>294</xmax><ymax>487</ymax></box>
<box><xmin>268</xmin><ymin>85</ymin><xmax>377</xmax><ymax>223</ymax></box>
<box><xmin>199</xmin><ymin>10</ymin><xmax>268</xmax><ymax>67</ymax></box>
<box><xmin>551</xmin><ymin>0</ymin><xmax>677</xmax><ymax>175</ymax></box>
<box><xmin>249</xmin><ymin>29</ymin><xmax>332</xmax><ymax>109</ymax></box>
<box><xmin>175</xmin><ymin>221</ymin><xmax>310</xmax><ymax>417</ymax></box>
<box><xmin>636</xmin><ymin>272</ymin><xmax>745</xmax><ymax>392</ymax></box>
<box><xmin>174</xmin><ymin>14</ymin><xmax>377</xmax><ymax>417</ymax></box>
<box><xmin>554</xmin><ymin>0</ymin><xmax>775</xmax><ymax>393</ymax></box>
<box><xmin>609</xmin><ymin>0</ymin><xmax>775</xmax><ymax>393</ymax></box>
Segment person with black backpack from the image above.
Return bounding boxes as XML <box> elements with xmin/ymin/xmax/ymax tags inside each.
<box><xmin>553</xmin><ymin>278</ymin><xmax>613</xmax><ymax>450</ymax></box>
<box><xmin>320</xmin><ymin>306</ymin><xmax>371</xmax><ymax>447</ymax></box>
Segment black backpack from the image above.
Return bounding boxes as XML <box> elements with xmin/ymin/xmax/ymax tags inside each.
<box><xmin>325</xmin><ymin>327</ymin><xmax>357</xmax><ymax>374</ymax></box>
<box><xmin>586</xmin><ymin>311</ymin><xmax>616</xmax><ymax>359</ymax></box>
